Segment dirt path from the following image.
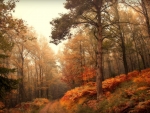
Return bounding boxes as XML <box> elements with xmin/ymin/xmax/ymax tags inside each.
<box><xmin>39</xmin><ymin>102</ymin><xmax>51</xmax><ymax>113</ymax></box>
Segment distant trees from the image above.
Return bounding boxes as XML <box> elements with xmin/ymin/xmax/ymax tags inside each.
<box><xmin>0</xmin><ymin>0</ymin><xmax>68</xmax><ymax>107</ymax></box>
<box><xmin>10</xmin><ymin>33</ymin><xmax>67</xmax><ymax>104</ymax></box>
<box><xmin>60</xmin><ymin>33</ymin><xmax>96</xmax><ymax>88</ymax></box>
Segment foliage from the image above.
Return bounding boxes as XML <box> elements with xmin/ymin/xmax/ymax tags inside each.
<box><xmin>82</xmin><ymin>67</ymin><xmax>96</xmax><ymax>83</ymax></box>
<box><xmin>76</xmin><ymin>104</ymin><xmax>97</xmax><ymax>113</ymax></box>
<box><xmin>0</xmin><ymin>0</ymin><xmax>25</xmax><ymax>101</ymax></box>
<box><xmin>47</xmin><ymin>101</ymin><xmax>68</xmax><ymax>113</ymax></box>
<box><xmin>59</xmin><ymin>69</ymin><xmax>141</xmax><ymax>110</ymax></box>
<box><xmin>50</xmin><ymin>13</ymin><xmax>74</xmax><ymax>44</ymax></box>
<box><xmin>96</xmin><ymin>68</ymin><xmax>150</xmax><ymax>113</ymax></box>
<box><xmin>50</xmin><ymin>0</ymin><xmax>150</xmax><ymax>100</ymax></box>
<box><xmin>58</xmin><ymin>68</ymin><xmax>150</xmax><ymax>113</ymax></box>
<box><xmin>32</xmin><ymin>98</ymin><xmax>49</xmax><ymax>109</ymax></box>
<box><xmin>0</xmin><ymin>49</ymin><xmax>18</xmax><ymax>100</ymax></box>
<box><xmin>133</xmin><ymin>68</ymin><xmax>150</xmax><ymax>86</ymax></box>
<box><xmin>0</xmin><ymin>54</ymin><xmax>18</xmax><ymax>100</ymax></box>
<box><xmin>5</xmin><ymin>68</ymin><xmax>150</xmax><ymax>113</ymax></box>
<box><xmin>60</xmin><ymin>34</ymin><xmax>97</xmax><ymax>88</ymax></box>
<box><xmin>12</xmin><ymin>98</ymin><xmax>49</xmax><ymax>113</ymax></box>
<box><xmin>0</xmin><ymin>76</ymin><xmax>18</xmax><ymax>100</ymax></box>
<box><xmin>60</xmin><ymin>82</ymin><xmax>96</xmax><ymax>110</ymax></box>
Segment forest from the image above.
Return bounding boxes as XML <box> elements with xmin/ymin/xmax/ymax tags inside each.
<box><xmin>1</xmin><ymin>0</ymin><xmax>150</xmax><ymax>113</ymax></box>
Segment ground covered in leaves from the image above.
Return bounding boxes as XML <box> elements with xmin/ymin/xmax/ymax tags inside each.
<box><xmin>1</xmin><ymin>68</ymin><xmax>150</xmax><ymax>113</ymax></box>
<box><xmin>0</xmin><ymin>98</ymin><xmax>49</xmax><ymax>113</ymax></box>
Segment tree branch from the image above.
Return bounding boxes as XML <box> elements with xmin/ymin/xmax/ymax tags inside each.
<box><xmin>123</xmin><ymin>2</ymin><xmax>144</xmax><ymax>15</ymax></box>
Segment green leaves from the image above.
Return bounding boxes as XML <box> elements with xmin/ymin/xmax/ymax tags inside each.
<box><xmin>50</xmin><ymin>13</ymin><xmax>74</xmax><ymax>44</ymax></box>
<box><xmin>0</xmin><ymin>76</ymin><xmax>19</xmax><ymax>99</ymax></box>
<box><xmin>0</xmin><ymin>67</ymin><xmax>16</xmax><ymax>75</ymax></box>
<box><xmin>50</xmin><ymin>0</ymin><xmax>96</xmax><ymax>45</ymax></box>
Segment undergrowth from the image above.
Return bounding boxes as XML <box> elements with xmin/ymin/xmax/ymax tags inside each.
<box><xmin>97</xmin><ymin>79</ymin><xmax>150</xmax><ymax>113</ymax></box>
<box><xmin>75</xmin><ymin>105</ymin><xmax>98</xmax><ymax>113</ymax></box>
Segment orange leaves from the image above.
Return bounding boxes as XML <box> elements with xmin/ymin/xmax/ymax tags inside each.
<box><xmin>102</xmin><ymin>74</ymin><xmax>126</xmax><ymax>92</ymax></box>
<box><xmin>82</xmin><ymin>67</ymin><xmax>96</xmax><ymax>83</ymax></box>
<box><xmin>127</xmin><ymin>70</ymin><xmax>140</xmax><ymax>79</ymax></box>
<box><xmin>60</xmin><ymin>82</ymin><xmax>96</xmax><ymax>109</ymax></box>
<box><xmin>133</xmin><ymin>68</ymin><xmax>150</xmax><ymax>86</ymax></box>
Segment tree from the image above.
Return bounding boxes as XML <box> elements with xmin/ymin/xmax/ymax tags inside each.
<box><xmin>0</xmin><ymin>54</ymin><xmax>18</xmax><ymax>100</ymax></box>
<box><xmin>50</xmin><ymin>0</ymin><xmax>116</xmax><ymax>99</ymax></box>
<box><xmin>0</xmin><ymin>0</ymin><xmax>19</xmax><ymax>100</ymax></box>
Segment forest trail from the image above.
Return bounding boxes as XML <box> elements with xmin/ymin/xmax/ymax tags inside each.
<box><xmin>39</xmin><ymin>102</ymin><xmax>51</xmax><ymax>113</ymax></box>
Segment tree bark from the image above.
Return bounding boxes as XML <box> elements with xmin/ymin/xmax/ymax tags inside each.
<box><xmin>96</xmin><ymin>0</ymin><xmax>103</xmax><ymax>99</ymax></box>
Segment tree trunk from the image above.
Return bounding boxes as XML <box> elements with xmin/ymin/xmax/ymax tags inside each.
<box><xmin>142</xmin><ymin>0</ymin><xmax>150</xmax><ymax>39</ymax></box>
<box><xmin>96</xmin><ymin>0</ymin><xmax>103</xmax><ymax>100</ymax></box>
<box><xmin>139</xmin><ymin>53</ymin><xmax>146</xmax><ymax>69</ymax></box>
<box><xmin>96</xmin><ymin>39</ymin><xmax>103</xmax><ymax>100</ymax></box>
<box><xmin>96</xmin><ymin>27</ymin><xmax>103</xmax><ymax>100</ymax></box>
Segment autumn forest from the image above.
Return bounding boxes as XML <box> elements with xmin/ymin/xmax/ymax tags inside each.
<box><xmin>1</xmin><ymin>0</ymin><xmax>150</xmax><ymax>113</ymax></box>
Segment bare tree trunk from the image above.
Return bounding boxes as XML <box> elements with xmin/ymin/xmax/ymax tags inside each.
<box><xmin>95</xmin><ymin>0</ymin><xmax>103</xmax><ymax>100</ymax></box>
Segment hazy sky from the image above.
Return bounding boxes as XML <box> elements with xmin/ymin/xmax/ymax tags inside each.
<box><xmin>12</xmin><ymin>0</ymin><xmax>68</xmax><ymax>53</ymax></box>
